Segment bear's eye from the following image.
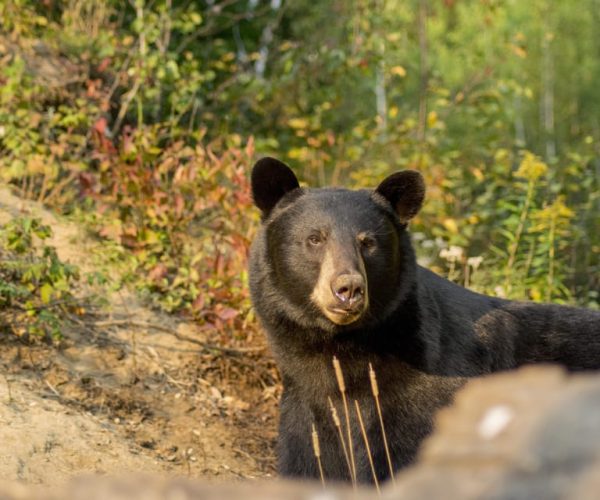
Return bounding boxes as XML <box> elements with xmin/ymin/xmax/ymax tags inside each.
<box><xmin>307</xmin><ymin>234</ymin><xmax>324</xmax><ymax>246</ymax></box>
<box><xmin>358</xmin><ymin>235</ymin><xmax>376</xmax><ymax>250</ymax></box>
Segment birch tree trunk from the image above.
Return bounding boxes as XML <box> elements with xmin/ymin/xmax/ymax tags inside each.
<box><xmin>374</xmin><ymin>0</ymin><xmax>388</xmax><ymax>136</ymax></box>
<box><xmin>540</xmin><ymin>5</ymin><xmax>556</xmax><ymax>160</ymax></box>
<box><xmin>417</xmin><ymin>0</ymin><xmax>428</xmax><ymax>148</ymax></box>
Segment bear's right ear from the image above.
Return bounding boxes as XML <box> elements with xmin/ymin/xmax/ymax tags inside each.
<box><xmin>251</xmin><ymin>157</ymin><xmax>300</xmax><ymax>218</ymax></box>
<box><xmin>375</xmin><ymin>170</ymin><xmax>425</xmax><ymax>224</ymax></box>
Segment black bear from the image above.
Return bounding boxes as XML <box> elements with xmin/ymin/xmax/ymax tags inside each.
<box><xmin>248</xmin><ymin>157</ymin><xmax>600</xmax><ymax>484</ymax></box>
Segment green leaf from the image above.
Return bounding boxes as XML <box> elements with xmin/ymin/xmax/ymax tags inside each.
<box><xmin>40</xmin><ymin>283</ymin><xmax>53</xmax><ymax>304</ymax></box>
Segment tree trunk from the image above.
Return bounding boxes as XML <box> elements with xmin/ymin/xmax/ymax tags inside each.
<box><xmin>540</xmin><ymin>15</ymin><xmax>556</xmax><ymax>160</ymax></box>
<box><xmin>417</xmin><ymin>0</ymin><xmax>428</xmax><ymax>148</ymax></box>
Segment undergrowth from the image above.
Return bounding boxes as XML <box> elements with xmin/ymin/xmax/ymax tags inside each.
<box><xmin>0</xmin><ymin>0</ymin><xmax>597</xmax><ymax>345</ymax></box>
<box><xmin>0</xmin><ymin>217</ymin><xmax>82</xmax><ymax>340</ymax></box>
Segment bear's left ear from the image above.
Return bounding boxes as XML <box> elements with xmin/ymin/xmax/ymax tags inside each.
<box><xmin>251</xmin><ymin>157</ymin><xmax>300</xmax><ymax>218</ymax></box>
<box><xmin>375</xmin><ymin>170</ymin><xmax>425</xmax><ymax>224</ymax></box>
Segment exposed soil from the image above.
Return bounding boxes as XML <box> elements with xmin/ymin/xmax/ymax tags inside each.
<box><xmin>0</xmin><ymin>186</ymin><xmax>279</xmax><ymax>486</ymax></box>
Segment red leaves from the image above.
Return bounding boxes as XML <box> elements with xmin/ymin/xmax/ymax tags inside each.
<box><xmin>93</xmin><ymin>117</ymin><xmax>109</xmax><ymax>136</ymax></box>
<box><xmin>92</xmin><ymin>117</ymin><xmax>116</xmax><ymax>155</ymax></box>
<box><xmin>148</xmin><ymin>263</ymin><xmax>168</xmax><ymax>282</ymax></box>
<box><xmin>215</xmin><ymin>305</ymin><xmax>239</xmax><ymax>322</ymax></box>
<box><xmin>173</xmin><ymin>193</ymin><xmax>185</xmax><ymax>219</ymax></box>
<box><xmin>97</xmin><ymin>57</ymin><xmax>111</xmax><ymax>73</ymax></box>
<box><xmin>82</xmin><ymin>128</ymin><xmax>257</xmax><ymax>340</ymax></box>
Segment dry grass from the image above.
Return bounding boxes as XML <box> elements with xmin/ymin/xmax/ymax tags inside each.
<box><xmin>333</xmin><ymin>356</ymin><xmax>357</xmax><ymax>487</ymax></box>
<box><xmin>311</xmin><ymin>358</ymin><xmax>395</xmax><ymax>493</ymax></box>
<box><xmin>369</xmin><ymin>363</ymin><xmax>395</xmax><ymax>486</ymax></box>
<box><xmin>311</xmin><ymin>423</ymin><xmax>325</xmax><ymax>488</ymax></box>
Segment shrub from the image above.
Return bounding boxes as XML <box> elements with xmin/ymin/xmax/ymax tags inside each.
<box><xmin>0</xmin><ymin>217</ymin><xmax>81</xmax><ymax>340</ymax></box>
<box><xmin>85</xmin><ymin>126</ymin><xmax>258</xmax><ymax>336</ymax></box>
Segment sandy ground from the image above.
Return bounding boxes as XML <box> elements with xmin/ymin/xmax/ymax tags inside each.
<box><xmin>0</xmin><ymin>186</ymin><xmax>278</xmax><ymax>486</ymax></box>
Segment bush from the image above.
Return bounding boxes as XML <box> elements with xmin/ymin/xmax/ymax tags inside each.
<box><xmin>85</xmin><ymin>127</ymin><xmax>258</xmax><ymax>334</ymax></box>
<box><xmin>0</xmin><ymin>217</ymin><xmax>81</xmax><ymax>340</ymax></box>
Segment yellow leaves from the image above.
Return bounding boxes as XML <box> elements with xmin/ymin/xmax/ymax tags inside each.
<box><xmin>494</xmin><ymin>148</ymin><xmax>510</xmax><ymax>162</ymax></box>
<box><xmin>529</xmin><ymin>287</ymin><xmax>543</xmax><ymax>302</ymax></box>
<box><xmin>189</xmin><ymin>12</ymin><xmax>203</xmax><ymax>26</ymax></box>
<box><xmin>278</xmin><ymin>41</ymin><xmax>295</xmax><ymax>51</ymax></box>
<box><xmin>427</xmin><ymin>111</ymin><xmax>438</xmax><ymax>128</ymax></box>
<box><xmin>221</xmin><ymin>52</ymin><xmax>235</xmax><ymax>62</ymax></box>
<box><xmin>40</xmin><ymin>283</ymin><xmax>53</xmax><ymax>304</ymax></box>
<box><xmin>515</xmin><ymin>152</ymin><xmax>548</xmax><ymax>182</ymax></box>
<box><xmin>390</xmin><ymin>65</ymin><xmax>407</xmax><ymax>77</ymax></box>
<box><xmin>288</xmin><ymin>117</ymin><xmax>309</xmax><ymax>129</ymax></box>
<box><xmin>471</xmin><ymin>167</ymin><xmax>484</xmax><ymax>181</ymax></box>
<box><xmin>307</xmin><ymin>136</ymin><xmax>322</xmax><ymax>148</ymax></box>
<box><xmin>510</xmin><ymin>44</ymin><xmax>527</xmax><ymax>59</ymax></box>
<box><xmin>530</xmin><ymin>196</ymin><xmax>574</xmax><ymax>232</ymax></box>
<box><xmin>288</xmin><ymin>147</ymin><xmax>309</xmax><ymax>160</ymax></box>
<box><xmin>388</xmin><ymin>106</ymin><xmax>399</xmax><ymax>119</ymax></box>
<box><xmin>442</xmin><ymin>218</ymin><xmax>459</xmax><ymax>234</ymax></box>
<box><xmin>510</xmin><ymin>32</ymin><xmax>527</xmax><ymax>58</ymax></box>
<box><xmin>141</xmin><ymin>229</ymin><xmax>160</xmax><ymax>245</ymax></box>
<box><xmin>34</xmin><ymin>15</ymin><xmax>48</xmax><ymax>27</ymax></box>
<box><xmin>26</xmin><ymin>154</ymin><xmax>55</xmax><ymax>176</ymax></box>
<box><xmin>50</xmin><ymin>142</ymin><xmax>66</xmax><ymax>157</ymax></box>
<box><xmin>29</xmin><ymin>112</ymin><xmax>42</xmax><ymax>128</ymax></box>
<box><xmin>551</xmin><ymin>198</ymin><xmax>574</xmax><ymax>219</ymax></box>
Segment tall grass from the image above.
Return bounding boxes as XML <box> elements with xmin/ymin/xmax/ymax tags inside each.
<box><xmin>314</xmin><ymin>357</ymin><xmax>394</xmax><ymax>493</ymax></box>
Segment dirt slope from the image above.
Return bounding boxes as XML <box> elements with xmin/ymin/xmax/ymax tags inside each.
<box><xmin>0</xmin><ymin>185</ymin><xmax>278</xmax><ymax>486</ymax></box>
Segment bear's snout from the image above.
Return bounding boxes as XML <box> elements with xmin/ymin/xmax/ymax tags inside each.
<box><xmin>331</xmin><ymin>273</ymin><xmax>365</xmax><ymax>311</ymax></box>
<box><xmin>309</xmin><ymin>243</ymin><xmax>369</xmax><ymax>325</ymax></box>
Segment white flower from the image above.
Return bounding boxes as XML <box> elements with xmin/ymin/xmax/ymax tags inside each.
<box><xmin>439</xmin><ymin>245</ymin><xmax>464</xmax><ymax>262</ymax></box>
<box><xmin>467</xmin><ymin>256</ymin><xmax>483</xmax><ymax>270</ymax></box>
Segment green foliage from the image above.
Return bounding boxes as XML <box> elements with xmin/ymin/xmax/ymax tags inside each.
<box><xmin>0</xmin><ymin>44</ymin><xmax>97</xmax><ymax>206</ymax></box>
<box><xmin>485</xmin><ymin>153</ymin><xmax>576</xmax><ymax>302</ymax></box>
<box><xmin>0</xmin><ymin>217</ymin><xmax>81</xmax><ymax>339</ymax></box>
<box><xmin>0</xmin><ymin>0</ymin><xmax>597</xmax><ymax>322</ymax></box>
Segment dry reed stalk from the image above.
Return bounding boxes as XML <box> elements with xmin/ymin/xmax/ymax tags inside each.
<box><xmin>328</xmin><ymin>396</ymin><xmax>353</xmax><ymax>479</ymax></box>
<box><xmin>354</xmin><ymin>399</ymin><xmax>381</xmax><ymax>495</ymax></box>
<box><xmin>369</xmin><ymin>363</ymin><xmax>395</xmax><ymax>486</ymax></box>
<box><xmin>333</xmin><ymin>356</ymin><xmax>357</xmax><ymax>487</ymax></box>
<box><xmin>311</xmin><ymin>423</ymin><xmax>326</xmax><ymax>488</ymax></box>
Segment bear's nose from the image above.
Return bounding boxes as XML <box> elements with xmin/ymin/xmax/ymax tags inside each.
<box><xmin>331</xmin><ymin>274</ymin><xmax>365</xmax><ymax>307</ymax></box>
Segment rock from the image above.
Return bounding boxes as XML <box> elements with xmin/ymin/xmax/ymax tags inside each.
<box><xmin>3</xmin><ymin>365</ymin><xmax>600</xmax><ymax>499</ymax></box>
<box><xmin>391</xmin><ymin>365</ymin><xmax>600</xmax><ymax>500</ymax></box>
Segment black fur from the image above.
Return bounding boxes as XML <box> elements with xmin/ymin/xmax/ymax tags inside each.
<box><xmin>251</xmin><ymin>157</ymin><xmax>300</xmax><ymax>218</ymax></box>
<box><xmin>248</xmin><ymin>159</ymin><xmax>600</xmax><ymax>484</ymax></box>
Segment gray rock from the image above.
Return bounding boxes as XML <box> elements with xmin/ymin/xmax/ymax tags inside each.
<box><xmin>390</xmin><ymin>365</ymin><xmax>600</xmax><ymax>500</ymax></box>
<box><xmin>3</xmin><ymin>366</ymin><xmax>600</xmax><ymax>499</ymax></box>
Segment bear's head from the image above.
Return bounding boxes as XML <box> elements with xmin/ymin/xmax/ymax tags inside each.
<box><xmin>250</xmin><ymin>157</ymin><xmax>425</xmax><ymax>335</ymax></box>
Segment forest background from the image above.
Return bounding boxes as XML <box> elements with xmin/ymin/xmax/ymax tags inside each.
<box><xmin>1</xmin><ymin>0</ymin><xmax>598</xmax><ymax>344</ymax></box>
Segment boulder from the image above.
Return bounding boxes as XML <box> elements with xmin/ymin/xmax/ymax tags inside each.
<box><xmin>3</xmin><ymin>365</ymin><xmax>600</xmax><ymax>499</ymax></box>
